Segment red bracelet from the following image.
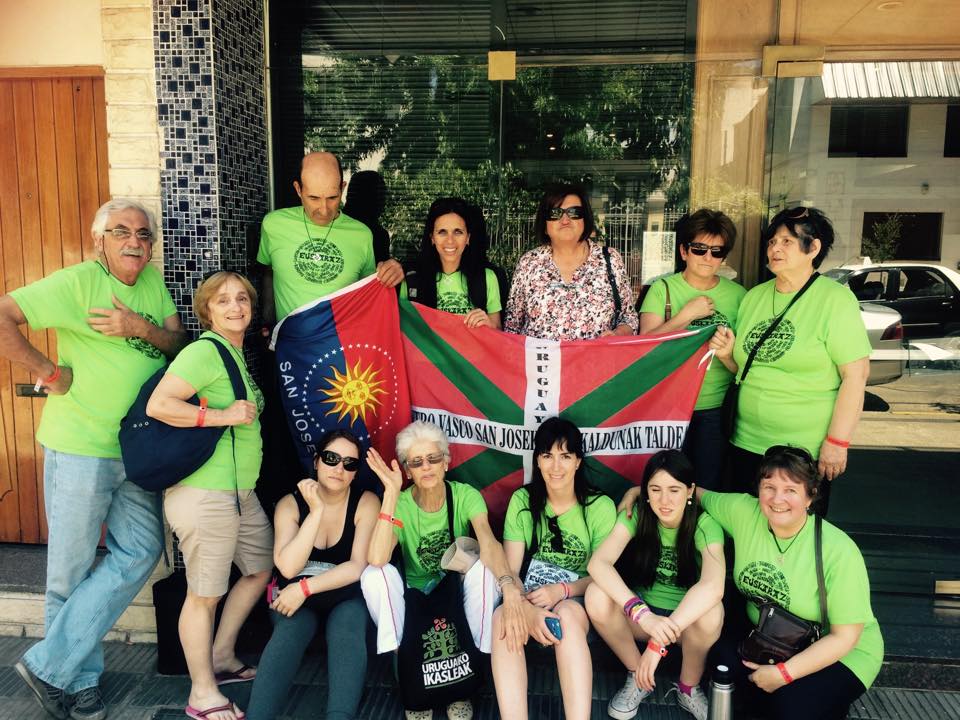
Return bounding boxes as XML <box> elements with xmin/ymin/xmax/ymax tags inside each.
<box><xmin>196</xmin><ymin>397</ymin><xmax>208</xmax><ymax>427</ymax></box>
<box><xmin>776</xmin><ymin>662</ymin><xmax>793</xmax><ymax>684</ymax></box>
<box><xmin>42</xmin><ymin>366</ymin><xmax>61</xmax><ymax>385</ymax></box>
<box><xmin>378</xmin><ymin>512</ymin><xmax>403</xmax><ymax>528</ymax></box>
<box><xmin>825</xmin><ymin>436</ymin><xmax>850</xmax><ymax>448</ymax></box>
<box><xmin>299</xmin><ymin>578</ymin><xmax>311</xmax><ymax>598</ymax></box>
<box><xmin>647</xmin><ymin>640</ymin><xmax>668</xmax><ymax>657</ymax></box>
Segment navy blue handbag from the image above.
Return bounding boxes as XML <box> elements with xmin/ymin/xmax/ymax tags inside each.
<box><xmin>119</xmin><ymin>337</ymin><xmax>246</xmax><ymax>492</ymax></box>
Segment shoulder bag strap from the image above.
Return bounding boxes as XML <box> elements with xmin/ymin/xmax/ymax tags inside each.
<box><xmin>444</xmin><ymin>481</ymin><xmax>455</xmax><ymax>542</ymax></box>
<box><xmin>663</xmin><ymin>280</ymin><xmax>672</xmax><ymax>321</ymax></box>
<box><xmin>737</xmin><ymin>272</ymin><xmax>820</xmax><ymax>384</ymax></box>
<box><xmin>815</xmin><ymin>514</ymin><xmax>828</xmax><ymax>627</ymax></box>
<box><xmin>602</xmin><ymin>245</ymin><xmax>622</xmax><ymax>330</ymax></box>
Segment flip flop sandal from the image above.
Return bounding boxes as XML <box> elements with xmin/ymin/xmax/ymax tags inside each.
<box><xmin>185</xmin><ymin>702</ymin><xmax>246</xmax><ymax>720</ymax></box>
<box><xmin>213</xmin><ymin>664</ymin><xmax>256</xmax><ymax>685</ymax></box>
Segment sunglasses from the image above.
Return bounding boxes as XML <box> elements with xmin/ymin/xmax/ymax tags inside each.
<box><xmin>105</xmin><ymin>227</ymin><xmax>154</xmax><ymax>242</ymax></box>
<box><xmin>686</xmin><ymin>242</ymin><xmax>728</xmax><ymax>259</ymax></box>
<box><xmin>547</xmin><ymin>206</ymin><xmax>584</xmax><ymax>221</ymax></box>
<box><xmin>317</xmin><ymin>450</ymin><xmax>360</xmax><ymax>472</ymax></box>
<box><xmin>406</xmin><ymin>452</ymin><xmax>445</xmax><ymax>469</ymax></box>
<box><xmin>546</xmin><ymin>515</ymin><xmax>564</xmax><ymax>554</ymax></box>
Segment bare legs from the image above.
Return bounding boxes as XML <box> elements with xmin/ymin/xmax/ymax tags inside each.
<box><xmin>180</xmin><ymin>571</ymin><xmax>270</xmax><ymax>720</ymax></box>
<box><xmin>492</xmin><ymin>600</ymin><xmax>593</xmax><ymax>720</ymax></box>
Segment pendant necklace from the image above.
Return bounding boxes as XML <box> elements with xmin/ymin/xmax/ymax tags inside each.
<box><xmin>769</xmin><ymin>516</ymin><xmax>807</xmax><ymax>565</ymax></box>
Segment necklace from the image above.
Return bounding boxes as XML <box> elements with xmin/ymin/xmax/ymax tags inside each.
<box><xmin>302</xmin><ymin>208</ymin><xmax>338</xmax><ymax>245</ymax></box>
<box><xmin>769</xmin><ymin>517</ymin><xmax>807</xmax><ymax>565</ymax></box>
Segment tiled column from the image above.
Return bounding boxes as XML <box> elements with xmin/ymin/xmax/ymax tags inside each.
<box><xmin>153</xmin><ymin>0</ymin><xmax>268</xmax><ymax>332</ymax></box>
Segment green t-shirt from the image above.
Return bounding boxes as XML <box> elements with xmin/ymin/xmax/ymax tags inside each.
<box><xmin>502</xmin><ymin>488</ymin><xmax>616</xmax><ymax>577</ymax></box>
<box><xmin>617</xmin><ymin>507</ymin><xmax>724</xmax><ymax>610</ymax></box>
<box><xmin>166</xmin><ymin>332</ymin><xmax>265</xmax><ymax>490</ymax></box>
<box><xmin>392</xmin><ymin>481</ymin><xmax>487</xmax><ymax>591</ymax></box>
<box><xmin>400</xmin><ymin>268</ymin><xmax>502</xmax><ymax>316</ymax></box>
<box><xmin>640</xmin><ymin>273</ymin><xmax>746</xmax><ymax>410</ymax></box>
<box><xmin>9</xmin><ymin>261</ymin><xmax>176</xmax><ymax>458</ymax></box>
<box><xmin>701</xmin><ymin>491</ymin><xmax>883</xmax><ymax>688</ymax></box>
<box><xmin>732</xmin><ymin>277</ymin><xmax>871</xmax><ymax>458</ymax></box>
<box><xmin>257</xmin><ymin>207</ymin><xmax>376</xmax><ymax>320</ymax></box>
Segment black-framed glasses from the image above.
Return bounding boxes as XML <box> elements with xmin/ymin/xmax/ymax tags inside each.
<box><xmin>547</xmin><ymin>206</ymin><xmax>585</xmax><ymax>221</ymax></box>
<box><xmin>105</xmin><ymin>227</ymin><xmax>153</xmax><ymax>242</ymax></box>
<box><xmin>406</xmin><ymin>452</ymin><xmax>445</xmax><ymax>469</ymax></box>
<box><xmin>546</xmin><ymin>515</ymin><xmax>564</xmax><ymax>554</ymax></box>
<box><xmin>686</xmin><ymin>242</ymin><xmax>728</xmax><ymax>259</ymax></box>
<box><xmin>318</xmin><ymin>450</ymin><xmax>360</xmax><ymax>471</ymax></box>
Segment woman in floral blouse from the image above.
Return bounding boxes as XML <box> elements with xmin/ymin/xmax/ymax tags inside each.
<box><xmin>504</xmin><ymin>184</ymin><xmax>638</xmax><ymax>340</ymax></box>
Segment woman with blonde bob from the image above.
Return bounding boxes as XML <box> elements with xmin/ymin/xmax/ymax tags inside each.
<box><xmin>361</xmin><ymin>420</ymin><xmax>527</xmax><ymax>720</ymax></box>
<box><xmin>148</xmin><ymin>271</ymin><xmax>272</xmax><ymax>720</ymax></box>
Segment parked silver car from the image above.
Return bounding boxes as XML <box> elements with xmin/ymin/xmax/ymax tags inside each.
<box><xmin>861</xmin><ymin>302</ymin><xmax>905</xmax><ymax>385</ymax></box>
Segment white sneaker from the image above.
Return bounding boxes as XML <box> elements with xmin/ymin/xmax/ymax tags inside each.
<box><xmin>670</xmin><ymin>683</ymin><xmax>709</xmax><ymax>720</ymax></box>
<box><xmin>607</xmin><ymin>672</ymin><xmax>651</xmax><ymax>720</ymax></box>
<box><xmin>446</xmin><ymin>699</ymin><xmax>473</xmax><ymax>720</ymax></box>
<box><xmin>404</xmin><ymin>710</ymin><xmax>432</xmax><ymax>720</ymax></box>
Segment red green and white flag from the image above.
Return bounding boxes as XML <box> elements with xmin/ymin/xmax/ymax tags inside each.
<box><xmin>400</xmin><ymin>299</ymin><xmax>713</xmax><ymax>523</ymax></box>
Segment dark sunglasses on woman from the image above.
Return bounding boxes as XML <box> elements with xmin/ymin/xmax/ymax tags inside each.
<box><xmin>318</xmin><ymin>450</ymin><xmax>360</xmax><ymax>471</ymax></box>
<box><xmin>546</xmin><ymin>515</ymin><xmax>565</xmax><ymax>553</ymax></box>
<box><xmin>547</xmin><ymin>206</ymin><xmax>585</xmax><ymax>221</ymax></box>
<box><xmin>685</xmin><ymin>241</ymin><xmax>728</xmax><ymax>258</ymax></box>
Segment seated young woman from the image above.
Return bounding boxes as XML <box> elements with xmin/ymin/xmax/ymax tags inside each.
<box><xmin>492</xmin><ymin>417</ymin><xmax>617</xmax><ymax>720</ymax></box>
<box><xmin>246</xmin><ymin>430</ymin><xmax>379</xmax><ymax>720</ymax></box>
<box><xmin>587</xmin><ymin>450</ymin><xmax>725</xmax><ymax>720</ymax></box>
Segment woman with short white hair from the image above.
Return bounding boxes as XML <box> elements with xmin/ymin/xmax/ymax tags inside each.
<box><xmin>361</xmin><ymin>420</ymin><xmax>527</xmax><ymax>720</ymax></box>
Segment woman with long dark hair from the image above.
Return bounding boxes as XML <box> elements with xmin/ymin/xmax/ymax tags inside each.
<box><xmin>403</xmin><ymin>197</ymin><xmax>502</xmax><ymax>329</ymax></box>
<box><xmin>492</xmin><ymin>418</ymin><xmax>616</xmax><ymax>720</ymax></box>
<box><xmin>586</xmin><ymin>450</ymin><xmax>725</xmax><ymax>720</ymax></box>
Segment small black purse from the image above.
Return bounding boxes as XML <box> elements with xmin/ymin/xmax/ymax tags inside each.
<box><xmin>739</xmin><ymin>515</ymin><xmax>827</xmax><ymax>665</ymax></box>
<box><xmin>721</xmin><ymin>273</ymin><xmax>819</xmax><ymax>438</ymax></box>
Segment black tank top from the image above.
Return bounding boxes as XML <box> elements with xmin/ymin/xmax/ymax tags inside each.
<box><xmin>291</xmin><ymin>483</ymin><xmax>363</xmax><ymax>566</ymax></box>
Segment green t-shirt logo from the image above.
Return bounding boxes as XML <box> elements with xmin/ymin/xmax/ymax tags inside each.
<box><xmin>416</xmin><ymin>528</ymin><xmax>450</xmax><ymax>576</ymax></box>
<box><xmin>743</xmin><ymin>318</ymin><xmax>796</xmax><ymax>362</ymax></box>
<box><xmin>739</xmin><ymin>560</ymin><xmax>791</xmax><ymax>606</ymax></box>
<box><xmin>536</xmin><ymin>529</ymin><xmax>587</xmax><ymax>573</ymax></box>
<box><xmin>437</xmin><ymin>291</ymin><xmax>473</xmax><ymax>315</ymax></box>
<box><xmin>294</xmin><ymin>238</ymin><xmax>345</xmax><ymax>284</ymax></box>
<box><xmin>125</xmin><ymin>312</ymin><xmax>163</xmax><ymax>359</ymax></box>
<box><xmin>689</xmin><ymin>310</ymin><xmax>730</xmax><ymax>329</ymax></box>
<box><xmin>655</xmin><ymin>546</ymin><xmax>679</xmax><ymax>586</ymax></box>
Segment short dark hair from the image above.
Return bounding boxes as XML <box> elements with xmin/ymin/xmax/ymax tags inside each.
<box><xmin>757</xmin><ymin>445</ymin><xmax>822</xmax><ymax>504</ymax></box>
<box><xmin>534</xmin><ymin>183</ymin><xmax>595</xmax><ymax>245</ymax></box>
<box><xmin>676</xmin><ymin>208</ymin><xmax>737</xmax><ymax>252</ymax></box>
<box><xmin>314</xmin><ymin>428</ymin><xmax>362</xmax><ymax>462</ymax></box>
<box><xmin>763</xmin><ymin>206</ymin><xmax>835</xmax><ymax>269</ymax></box>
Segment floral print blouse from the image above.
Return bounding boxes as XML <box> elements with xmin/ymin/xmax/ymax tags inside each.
<box><xmin>504</xmin><ymin>242</ymin><xmax>638</xmax><ymax>341</ymax></box>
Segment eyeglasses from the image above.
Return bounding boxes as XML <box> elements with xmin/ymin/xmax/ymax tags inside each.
<box><xmin>405</xmin><ymin>452</ymin><xmax>445</xmax><ymax>469</ymax></box>
<box><xmin>685</xmin><ymin>242</ymin><xmax>728</xmax><ymax>259</ymax></box>
<box><xmin>546</xmin><ymin>515</ymin><xmax>564</xmax><ymax>554</ymax></box>
<box><xmin>105</xmin><ymin>227</ymin><xmax>154</xmax><ymax>242</ymax></box>
<box><xmin>318</xmin><ymin>450</ymin><xmax>360</xmax><ymax>472</ymax></box>
<box><xmin>546</xmin><ymin>206</ymin><xmax>584</xmax><ymax>221</ymax></box>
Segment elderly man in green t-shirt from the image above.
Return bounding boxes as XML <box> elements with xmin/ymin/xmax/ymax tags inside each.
<box><xmin>0</xmin><ymin>199</ymin><xmax>186</xmax><ymax>720</ymax></box>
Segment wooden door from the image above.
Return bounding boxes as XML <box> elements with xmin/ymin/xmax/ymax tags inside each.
<box><xmin>0</xmin><ymin>69</ymin><xmax>110</xmax><ymax>543</ymax></box>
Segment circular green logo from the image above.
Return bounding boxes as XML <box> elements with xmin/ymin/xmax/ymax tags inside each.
<box><xmin>738</xmin><ymin>560</ymin><xmax>791</xmax><ymax>606</ymax></box>
<box><xmin>689</xmin><ymin>310</ymin><xmax>730</xmax><ymax>329</ymax></box>
<box><xmin>126</xmin><ymin>312</ymin><xmax>162</xmax><ymax>359</ymax></box>
<box><xmin>417</xmin><ymin>528</ymin><xmax>450</xmax><ymax>576</ymax></box>
<box><xmin>743</xmin><ymin>318</ymin><xmax>795</xmax><ymax>362</ymax></box>
<box><xmin>437</xmin><ymin>292</ymin><xmax>473</xmax><ymax>316</ymax></box>
<box><xmin>537</xmin><ymin>530</ymin><xmax>586</xmax><ymax>573</ymax></box>
<box><xmin>294</xmin><ymin>238</ymin><xmax>344</xmax><ymax>284</ymax></box>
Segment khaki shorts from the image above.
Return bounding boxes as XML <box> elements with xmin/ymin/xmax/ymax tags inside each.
<box><xmin>164</xmin><ymin>485</ymin><xmax>274</xmax><ymax>597</ymax></box>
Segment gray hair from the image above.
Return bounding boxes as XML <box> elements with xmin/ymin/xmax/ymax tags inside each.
<box><xmin>90</xmin><ymin>199</ymin><xmax>157</xmax><ymax>241</ymax></box>
<box><xmin>395</xmin><ymin>420</ymin><xmax>450</xmax><ymax>465</ymax></box>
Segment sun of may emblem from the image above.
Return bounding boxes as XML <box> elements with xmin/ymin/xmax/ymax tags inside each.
<box><xmin>320</xmin><ymin>359</ymin><xmax>387</xmax><ymax>423</ymax></box>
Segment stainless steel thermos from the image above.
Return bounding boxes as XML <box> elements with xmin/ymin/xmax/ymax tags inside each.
<box><xmin>708</xmin><ymin>664</ymin><xmax>734</xmax><ymax>720</ymax></box>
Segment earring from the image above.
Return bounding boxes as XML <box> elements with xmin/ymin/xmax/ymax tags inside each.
<box><xmin>686</xmin><ymin>497</ymin><xmax>693</xmax><ymax>506</ymax></box>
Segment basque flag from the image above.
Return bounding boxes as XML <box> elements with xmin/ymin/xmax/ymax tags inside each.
<box><xmin>271</xmin><ymin>276</ymin><xmax>412</xmax><ymax>475</ymax></box>
<box><xmin>401</xmin><ymin>299</ymin><xmax>713</xmax><ymax>523</ymax></box>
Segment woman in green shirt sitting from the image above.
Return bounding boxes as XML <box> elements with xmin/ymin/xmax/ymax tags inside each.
<box><xmin>492</xmin><ymin>417</ymin><xmax>617</xmax><ymax>720</ymax></box>
<box><xmin>588</xmin><ymin>450</ymin><xmax>725</xmax><ymax>720</ymax></box>
<box><xmin>402</xmin><ymin>197</ymin><xmax>502</xmax><ymax>329</ymax></box>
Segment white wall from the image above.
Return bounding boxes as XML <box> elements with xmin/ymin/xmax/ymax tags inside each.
<box><xmin>0</xmin><ymin>0</ymin><xmax>103</xmax><ymax>66</ymax></box>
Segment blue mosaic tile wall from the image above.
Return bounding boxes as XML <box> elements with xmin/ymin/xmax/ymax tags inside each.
<box><xmin>154</xmin><ymin>0</ymin><xmax>268</xmax><ymax>335</ymax></box>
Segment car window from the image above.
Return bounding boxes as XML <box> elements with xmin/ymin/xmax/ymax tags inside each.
<box><xmin>896</xmin><ymin>268</ymin><xmax>949</xmax><ymax>299</ymax></box>
<box><xmin>847</xmin><ymin>270</ymin><xmax>889</xmax><ymax>301</ymax></box>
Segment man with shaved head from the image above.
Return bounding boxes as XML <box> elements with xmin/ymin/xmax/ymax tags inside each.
<box><xmin>258</xmin><ymin>151</ymin><xmax>403</xmax><ymax>323</ymax></box>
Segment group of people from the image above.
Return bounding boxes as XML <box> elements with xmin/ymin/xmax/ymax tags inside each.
<box><xmin>0</xmin><ymin>148</ymin><xmax>881</xmax><ymax>720</ymax></box>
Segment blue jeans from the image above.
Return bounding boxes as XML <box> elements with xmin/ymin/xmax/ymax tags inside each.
<box><xmin>22</xmin><ymin>448</ymin><xmax>164</xmax><ymax>693</ymax></box>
